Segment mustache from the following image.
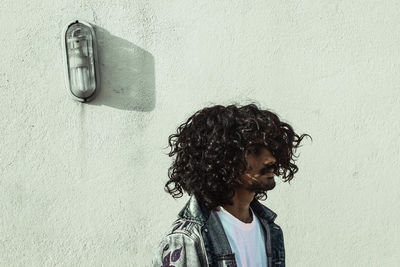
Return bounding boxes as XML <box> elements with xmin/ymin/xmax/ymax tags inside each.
<box><xmin>237</xmin><ymin>163</ymin><xmax>278</xmax><ymax>186</ymax></box>
<box><xmin>259</xmin><ymin>164</ymin><xmax>277</xmax><ymax>175</ymax></box>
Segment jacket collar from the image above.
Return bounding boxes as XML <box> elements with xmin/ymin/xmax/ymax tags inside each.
<box><xmin>178</xmin><ymin>194</ymin><xmax>277</xmax><ymax>224</ymax></box>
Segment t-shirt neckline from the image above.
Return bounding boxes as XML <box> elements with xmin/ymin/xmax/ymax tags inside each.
<box><xmin>216</xmin><ymin>206</ymin><xmax>257</xmax><ymax>231</ymax></box>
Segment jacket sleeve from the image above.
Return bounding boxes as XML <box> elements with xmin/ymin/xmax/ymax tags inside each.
<box><xmin>152</xmin><ymin>233</ymin><xmax>205</xmax><ymax>267</ymax></box>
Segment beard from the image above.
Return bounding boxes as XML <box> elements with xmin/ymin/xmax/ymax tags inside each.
<box><xmin>235</xmin><ymin>173</ymin><xmax>276</xmax><ymax>193</ymax></box>
<box><xmin>245</xmin><ymin>176</ymin><xmax>276</xmax><ymax>192</ymax></box>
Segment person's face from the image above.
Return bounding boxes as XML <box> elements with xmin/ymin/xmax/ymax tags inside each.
<box><xmin>236</xmin><ymin>144</ymin><xmax>277</xmax><ymax>192</ymax></box>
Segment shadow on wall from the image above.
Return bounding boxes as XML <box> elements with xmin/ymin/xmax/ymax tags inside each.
<box><xmin>89</xmin><ymin>26</ymin><xmax>155</xmax><ymax>112</ymax></box>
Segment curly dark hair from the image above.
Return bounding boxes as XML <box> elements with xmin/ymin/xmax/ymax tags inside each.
<box><xmin>163</xmin><ymin>102</ymin><xmax>312</xmax><ymax>211</ymax></box>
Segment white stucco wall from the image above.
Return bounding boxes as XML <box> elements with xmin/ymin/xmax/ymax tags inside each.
<box><xmin>1</xmin><ymin>0</ymin><xmax>399</xmax><ymax>266</ymax></box>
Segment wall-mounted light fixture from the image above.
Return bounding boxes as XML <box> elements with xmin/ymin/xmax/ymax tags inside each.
<box><xmin>62</xmin><ymin>20</ymin><xmax>100</xmax><ymax>102</ymax></box>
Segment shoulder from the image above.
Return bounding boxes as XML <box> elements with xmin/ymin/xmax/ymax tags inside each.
<box><xmin>165</xmin><ymin>218</ymin><xmax>203</xmax><ymax>240</ymax></box>
<box><xmin>152</xmin><ymin>218</ymin><xmax>205</xmax><ymax>266</ymax></box>
<box><xmin>269</xmin><ymin>221</ymin><xmax>283</xmax><ymax>232</ymax></box>
<box><xmin>155</xmin><ymin>217</ymin><xmax>204</xmax><ymax>255</ymax></box>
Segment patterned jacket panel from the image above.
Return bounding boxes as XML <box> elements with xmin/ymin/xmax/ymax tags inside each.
<box><xmin>152</xmin><ymin>219</ymin><xmax>208</xmax><ymax>267</ymax></box>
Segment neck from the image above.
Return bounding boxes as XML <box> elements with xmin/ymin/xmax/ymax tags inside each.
<box><xmin>221</xmin><ymin>188</ymin><xmax>255</xmax><ymax>223</ymax></box>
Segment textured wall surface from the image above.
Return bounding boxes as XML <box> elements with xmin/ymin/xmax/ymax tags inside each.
<box><xmin>1</xmin><ymin>0</ymin><xmax>399</xmax><ymax>266</ymax></box>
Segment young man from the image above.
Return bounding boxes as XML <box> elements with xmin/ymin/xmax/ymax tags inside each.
<box><xmin>152</xmin><ymin>103</ymin><xmax>311</xmax><ymax>267</ymax></box>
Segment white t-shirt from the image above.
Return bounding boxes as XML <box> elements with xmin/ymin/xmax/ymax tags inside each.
<box><xmin>213</xmin><ymin>205</ymin><xmax>268</xmax><ymax>267</ymax></box>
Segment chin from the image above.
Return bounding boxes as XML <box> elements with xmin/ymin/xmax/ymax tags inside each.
<box><xmin>249</xmin><ymin>182</ymin><xmax>275</xmax><ymax>192</ymax></box>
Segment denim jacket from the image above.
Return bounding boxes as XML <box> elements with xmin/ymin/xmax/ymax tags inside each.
<box><xmin>152</xmin><ymin>195</ymin><xmax>285</xmax><ymax>267</ymax></box>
